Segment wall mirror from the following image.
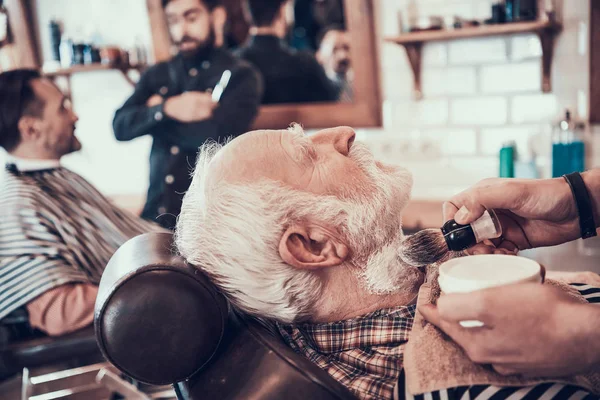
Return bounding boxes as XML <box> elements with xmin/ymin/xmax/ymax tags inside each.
<box><xmin>147</xmin><ymin>0</ymin><xmax>382</xmax><ymax>129</ymax></box>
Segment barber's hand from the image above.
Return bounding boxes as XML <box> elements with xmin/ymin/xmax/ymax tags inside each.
<box><xmin>419</xmin><ymin>283</ymin><xmax>600</xmax><ymax>378</ymax></box>
<box><xmin>444</xmin><ymin>178</ymin><xmax>578</xmax><ymax>253</ymax></box>
<box><xmin>146</xmin><ymin>95</ymin><xmax>164</xmax><ymax>107</ymax></box>
<box><xmin>163</xmin><ymin>91</ymin><xmax>217</xmax><ymax>123</ymax></box>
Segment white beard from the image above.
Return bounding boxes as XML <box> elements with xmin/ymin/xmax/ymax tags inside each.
<box><xmin>339</xmin><ymin>142</ymin><xmax>422</xmax><ymax>294</ymax></box>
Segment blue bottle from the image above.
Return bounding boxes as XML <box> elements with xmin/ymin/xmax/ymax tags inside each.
<box><xmin>552</xmin><ymin>110</ymin><xmax>586</xmax><ymax>177</ymax></box>
<box><xmin>499</xmin><ymin>141</ymin><xmax>515</xmax><ymax>178</ymax></box>
<box><xmin>570</xmin><ymin>122</ymin><xmax>586</xmax><ymax>174</ymax></box>
<box><xmin>552</xmin><ymin>110</ymin><xmax>572</xmax><ymax>177</ymax></box>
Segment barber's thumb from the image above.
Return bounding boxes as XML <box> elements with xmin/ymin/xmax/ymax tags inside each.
<box><xmin>454</xmin><ymin>204</ymin><xmax>488</xmax><ymax>225</ymax></box>
<box><xmin>418</xmin><ymin>304</ymin><xmax>442</xmax><ymax>328</ymax></box>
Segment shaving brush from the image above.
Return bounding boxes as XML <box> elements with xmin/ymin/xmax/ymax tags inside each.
<box><xmin>399</xmin><ymin>210</ymin><xmax>502</xmax><ymax>267</ymax></box>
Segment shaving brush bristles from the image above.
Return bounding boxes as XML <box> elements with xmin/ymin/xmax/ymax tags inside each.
<box><xmin>398</xmin><ymin>229</ymin><xmax>449</xmax><ymax>267</ymax></box>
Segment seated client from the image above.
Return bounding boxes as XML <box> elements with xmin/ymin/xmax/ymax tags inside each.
<box><xmin>0</xmin><ymin>69</ymin><xmax>162</xmax><ymax>337</ymax></box>
<box><xmin>175</xmin><ymin>125</ymin><xmax>600</xmax><ymax>400</ymax></box>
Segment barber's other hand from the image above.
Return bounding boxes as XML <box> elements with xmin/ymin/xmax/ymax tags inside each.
<box><xmin>419</xmin><ymin>283</ymin><xmax>600</xmax><ymax>378</ymax></box>
<box><xmin>444</xmin><ymin>178</ymin><xmax>578</xmax><ymax>252</ymax></box>
<box><xmin>163</xmin><ymin>91</ymin><xmax>217</xmax><ymax>123</ymax></box>
<box><xmin>146</xmin><ymin>95</ymin><xmax>164</xmax><ymax>107</ymax></box>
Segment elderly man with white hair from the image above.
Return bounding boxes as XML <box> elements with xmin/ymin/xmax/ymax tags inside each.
<box><xmin>175</xmin><ymin>125</ymin><xmax>600</xmax><ymax>400</ymax></box>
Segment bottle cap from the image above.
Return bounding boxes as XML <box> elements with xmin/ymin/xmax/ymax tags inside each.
<box><xmin>471</xmin><ymin>209</ymin><xmax>502</xmax><ymax>243</ymax></box>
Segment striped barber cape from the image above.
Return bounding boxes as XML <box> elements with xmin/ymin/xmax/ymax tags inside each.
<box><xmin>0</xmin><ymin>161</ymin><xmax>163</xmax><ymax>321</ymax></box>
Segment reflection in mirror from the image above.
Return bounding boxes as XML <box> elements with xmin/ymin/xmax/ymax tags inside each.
<box><xmin>223</xmin><ymin>0</ymin><xmax>353</xmax><ymax>105</ymax></box>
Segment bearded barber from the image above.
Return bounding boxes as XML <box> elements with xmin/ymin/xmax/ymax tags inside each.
<box><xmin>420</xmin><ymin>169</ymin><xmax>600</xmax><ymax>378</ymax></box>
<box><xmin>113</xmin><ymin>0</ymin><xmax>262</xmax><ymax>230</ymax></box>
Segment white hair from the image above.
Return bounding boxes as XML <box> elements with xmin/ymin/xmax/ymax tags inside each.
<box><xmin>175</xmin><ymin>131</ymin><xmax>416</xmax><ymax>323</ymax></box>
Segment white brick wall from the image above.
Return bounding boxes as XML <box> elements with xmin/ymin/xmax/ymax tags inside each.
<box><xmin>451</xmin><ymin>97</ymin><xmax>508</xmax><ymax>125</ymax></box>
<box><xmin>511</xmin><ymin>94</ymin><xmax>559</xmax><ymax>123</ymax></box>
<box><xmin>422</xmin><ymin>129</ymin><xmax>478</xmax><ymax>155</ymax></box>
<box><xmin>511</xmin><ymin>34</ymin><xmax>543</xmax><ymax>61</ymax></box>
<box><xmin>448</xmin><ymin>38</ymin><xmax>507</xmax><ymax>65</ymax></box>
<box><xmin>422</xmin><ymin>43</ymin><xmax>448</xmax><ymax>67</ymax></box>
<box><xmin>479</xmin><ymin>126</ymin><xmax>539</xmax><ymax>156</ymax></box>
<box><xmin>392</xmin><ymin>99</ymin><xmax>449</xmax><ymax>127</ymax></box>
<box><xmin>480</xmin><ymin>62</ymin><xmax>541</xmax><ymax>93</ymax></box>
<box><xmin>365</xmin><ymin>0</ymin><xmax>592</xmax><ymax>192</ymax></box>
<box><xmin>422</xmin><ymin>67</ymin><xmax>477</xmax><ymax>96</ymax></box>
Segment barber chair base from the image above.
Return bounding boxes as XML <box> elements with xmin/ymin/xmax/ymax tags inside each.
<box><xmin>22</xmin><ymin>362</ymin><xmax>112</xmax><ymax>400</ymax></box>
<box><xmin>20</xmin><ymin>363</ymin><xmax>176</xmax><ymax>400</ymax></box>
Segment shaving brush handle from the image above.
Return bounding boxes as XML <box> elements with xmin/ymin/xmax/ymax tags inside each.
<box><xmin>441</xmin><ymin>220</ymin><xmax>476</xmax><ymax>251</ymax></box>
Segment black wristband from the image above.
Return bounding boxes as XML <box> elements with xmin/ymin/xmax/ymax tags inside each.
<box><xmin>563</xmin><ymin>172</ymin><xmax>598</xmax><ymax>239</ymax></box>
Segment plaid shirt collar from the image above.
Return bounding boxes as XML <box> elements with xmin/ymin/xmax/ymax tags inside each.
<box><xmin>297</xmin><ymin>305</ymin><xmax>416</xmax><ymax>353</ymax></box>
<box><xmin>276</xmin><ymin>305</ymin><xmax>416</xmax><ymax>400</ymax></box>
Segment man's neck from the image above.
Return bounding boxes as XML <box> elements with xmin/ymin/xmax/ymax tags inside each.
<box><xmin>249</xmin><ymin>26</ymin><xmax>284</xmax><ymax>39</ymax></box>
<box><xmin>6</xmin><ymin>152</ymin><xmax>61</xmax><ymax>172</ymax></box>
<box><xmin>310</xmin><ymin>263</ymin><xmax>424</xmax><ymax>323</ymax></box>
<box><xmin>9</xmin><ymin>147</ymin><xmax>59</xmax><ymax>162</ymax></box>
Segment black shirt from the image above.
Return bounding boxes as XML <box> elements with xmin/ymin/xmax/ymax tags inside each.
<box><xmin>236</xmin><ymin>35</ymin><xmax>336</xmax><ymax>104</ymax></box>
<box><xmin>113</xmin><ymin>47</ymin><xmax>262</xmax><ymax>229</ymax></box>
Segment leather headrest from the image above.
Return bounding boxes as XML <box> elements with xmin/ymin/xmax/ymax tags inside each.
<box><xmin>94</xmin><ymin>233</ymin><xmax>229</xmax><ymax>385</ymax></box>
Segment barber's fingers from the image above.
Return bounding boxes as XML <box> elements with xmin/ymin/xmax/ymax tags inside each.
<box><xmin>419</xmin><ymin>304</ymin><xmax>482</xmax><ymax>351</ymax></box>
<box><xmin>466</xmin><ymin>243</ymin><xmax>495</xmax><ymax>255</ymax></box>
<box><xmin>446</xmin><ymin>179</ymin><xmax>521</xmax><ymax>225</ymax></box>
<box><xmin>418</xmin><ymin>304</ymin><xmax>467</xmax><ymax>338</ymax></box>
<box><xmin>492</xmin><ymin>364</ymin><xmax>519</xmax><ymax>376</ymax></box>
<box><xmin>496</xmin><ymin>239</ymin><xmax>519</xmax><ymax>253</ymax></box>
<box><xmin>436</xmin><ymin>292</ymin><xmax>493</xmax><ymax>325</ymax></box>
<box><xmin>442</xmin><ymin>201</ymin><xmax>459</xmax><ymax>222</ymax></box>
<box><xmin>492</xmin><ymin>363</ymin><xmax>559</xmax><ymax>378</ymax></box>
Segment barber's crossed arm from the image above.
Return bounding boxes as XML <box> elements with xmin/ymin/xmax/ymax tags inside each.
<box><xmin>163</xmin><ymin>66</ymin><xmax>263</xmax><ymax>152</ymax></box>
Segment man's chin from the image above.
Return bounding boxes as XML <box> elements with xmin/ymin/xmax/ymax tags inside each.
<box><xmin>68</xmin><ymin>137</ymin><xmax>82</xmax><ymax>154</ymax></box>
<box><xmin>178</xmin><ymin>43</ymin><xmax>208</xmax><ymax>58</ymax></box>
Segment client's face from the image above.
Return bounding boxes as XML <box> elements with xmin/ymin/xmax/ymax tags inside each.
<box><xmin>213</xmin><ymin>126</ymin><xmax>414</xmax><ymax>293</ymax></box>
<box><xmin>30</xmin><ymin>79</ymin><xmax>81</xmax><ymax>158</ymax></box>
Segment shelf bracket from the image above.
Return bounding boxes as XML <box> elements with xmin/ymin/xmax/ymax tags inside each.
<box><xmin>537</xmin><ymin>28</ymin><xmax>558</xmax><ymax>93</ymax></box>
<box><xmin>403</xmin><ymin>43</ymin><xmax>423</xmax><ymax>100</ymax></box>
<box><xmin>118</xmin><ymin>68</ymin><xmax>138</xmax><ymax>87</ymax></box>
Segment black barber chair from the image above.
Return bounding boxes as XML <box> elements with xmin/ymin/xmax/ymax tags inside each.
<box><xmin>94</xmin><ymin>233</ymin><xmax>357</xmax><ymax>400</ymax></box>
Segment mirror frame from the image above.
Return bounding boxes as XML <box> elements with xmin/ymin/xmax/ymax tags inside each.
<box><xmin>591</xmin><ymin>0</ymin><xmax>599</xmax><ymax>123</ymax></box>
<box><xmin>146</xmin><ymin>0</ymin><xmax>382</xmax><ymax>129</ymax></box>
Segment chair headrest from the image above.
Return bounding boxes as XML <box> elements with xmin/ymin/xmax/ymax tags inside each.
<box><xmin>94</xmin><ymin>232</ymin><xmax>229</xmax><ymax>385</ymax></box>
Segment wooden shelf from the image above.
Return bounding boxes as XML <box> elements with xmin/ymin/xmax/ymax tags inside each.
<box><xmin>44</xmin><ymin>63</ymin><xmax>117</xmax><ymax>77</ymax></box>
<box><xmin>386</xmin><ymin>19</ymin><xmax>560</xmax><ymax>45</ymax></box>
<box><xmin>44</xmin><ymin>63</ymin><xmax>146</xmax><ymax>99</ymax></box>
<box><xmin>385</xmin><ymin>19</ymin><xmax>562</xmax><ymax>99</ymax></box>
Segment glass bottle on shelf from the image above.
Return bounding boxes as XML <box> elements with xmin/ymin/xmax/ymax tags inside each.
<box><xmin>552</xmin><ymin>109</ymin><xmax>586</xmax><ymax>178</ymax></box>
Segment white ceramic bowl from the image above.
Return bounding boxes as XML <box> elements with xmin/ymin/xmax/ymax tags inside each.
<box><xmin>439</xmin><ymin>254</ymin><xmax>542</xmax><ymax>294</ymax></box>
<box><xmin>438</xmin><ymin>255</ymin><xmax>543</xmax><ymax>327</ymax></box>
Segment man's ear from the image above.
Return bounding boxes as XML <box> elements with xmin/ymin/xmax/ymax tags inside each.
<box><xmin>316</xmin><ymin>50</ymin><xmax>323</xmax><ymax>64</ymax></box>
<box><xmin>17</xmin><ymin>116</ymin><xmax>41</xmax><ymax>143</ymax></box>
<box><xmin>279</xmin><ymin>224</ymin><xmax>349</xmax><ymax>270</ymax></box>
<box><xmin>212</xmin><ymin>6</ymin><xmax>227</xmax><ymax>47</ymax></box>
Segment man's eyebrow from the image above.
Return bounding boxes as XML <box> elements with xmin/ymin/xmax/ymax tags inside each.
<box><xmin>183</xmin><ymin>7</ymin><xmax>201</xmax><ymax>18</ymax></box>
<box><xmin>289</xmin><ymin>130</ymin><xmax>317</xmax><ymax>163</ymax></box>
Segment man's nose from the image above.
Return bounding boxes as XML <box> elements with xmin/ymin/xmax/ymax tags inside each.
<box><xmin>312</xmin><ymin>126</ymin><xmax>356</xmax><ymax>156</ymax></box>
